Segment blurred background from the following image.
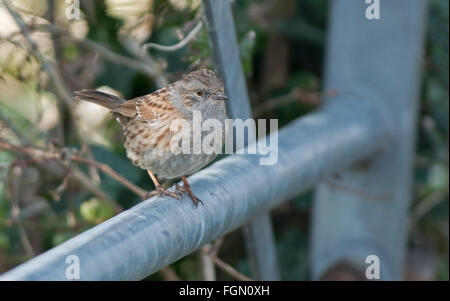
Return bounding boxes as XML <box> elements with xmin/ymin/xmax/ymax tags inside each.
<box><xmin>0</xmin><ymin>0</ymin><xmax>448</xmax><ymax>280</ymax></box>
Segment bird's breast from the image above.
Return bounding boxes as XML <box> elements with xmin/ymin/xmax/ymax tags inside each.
<box><xmin>122</xmin><ymin>117</ymin><xmax>226</xmax><ymax>178</ymax></box>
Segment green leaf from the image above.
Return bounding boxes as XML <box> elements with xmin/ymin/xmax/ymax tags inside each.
<box><xmin>51</xmin><ymin>232</ymin><xmax>74</xmax><ymax>247</ymax></box>
<box><xmin>80</xmin><ymin>197</ymin><xmax>115</xmax><ymax>224</ymax></box>
<box><xmin>0</xmin><ymin>232</ymin><xmax>10</xmax><ymax>249</ymax></box>
<box><xmin>427</xmin><ymin>164</ymin><xmax>449</xmax><ymax>190</ymax></box>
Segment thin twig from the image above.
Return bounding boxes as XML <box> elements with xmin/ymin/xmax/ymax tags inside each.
<box><xmin>70</xmin><ymin>155</ymin><xmax>146</xmax><ymax>199</ymax></box>
<box><xmin>409</xmin><ymin>187</ymin><xmax>449</xmax><ymax>229</ymax></box>
<box><xmin>253</xmin><ymin>88</ymin><xmax>337</xmax><ymax>117</ymax></box>
<box><xmin>158</xmin><ymin>267</ymin><xmax>181</xmax><ymax>281</ymax></box>
<box><xmin>205</xmin><ymin>252</ymin><xmax>254</xmax><ymax>281</ymax></box>
<box><xmin>202</xmin><ymin>239</ymin><xmax>253</xmax><ymax>281</ymax></box>
<box><xmin>2</xmin><ymin>0</ymin><xmax>101</xmax><ymax>182</ymax></box>
<box><xmin>143</xmin><ymin>21</ymin><xmax>203</xmax><ymax>52</ymax></box>
<box><xmin>0</xmin><ymin>111</ymin><xmax>29</xmax><ymax>146</ymax></box>
<box><xmin>24</xmin><ymin>22</ymin><xmax>168</xmax><ymax>88</ymax></box>
<box><xmin>7</xmin><ymin>165</ymin><xmax>35</xmax><ymax>257</ymax></box>
<box><xmin>200</xmin><ymin>244</ymin><xmax>216</xmax><ymax>281</ymax></box>
<box><xmin>2</xmin><ymin>143</ymin><xmax>180</xmax><ymax>279</ymax></box>
<box><xmin>2</xmin><ymin>0</ymin><xmax>74</xmax><ymax>115</ymax></box>
<box><xmin>75</xmin><ymin>37</ymin><xmax>167</xmax><ymax>85</ymax></box>
<box><xmin>13</xmin><ymin>198</ymin><xmax>52</xmax><ymax>221</ymax></box>
<box><xmin>325</xmin><ymin>178</ymin><xmax>391</xmax><ymax>200</ymax></box>
<box><xmin>2</xmin><ymin>144</ymin><xmax>182</xmax><ymax>280</ymax></box>
<box><xmin>71</xmin><ymin>168</ymin><xmax>119</xmax><ymax>210</ymax></box>
<box><xmin>0</xmin><ymin>140</ymin><xmax>147</xmax><ymax>200</ymax></box>
<box><xmin>49</xmin><ymin>169</ymin><xmax>71</xmax><ymax>201</ymax></box>
<box><xmin>1</xmin><ymin>217</ymin><xmax>90</xmax><ymax>231</ymax></box>
<box><xmin>119</xmin><ymin>35</ymin><xmax>168</xmax><ymax>88</ymax></box>
<box><xmin>1</xmin><ymin>140</ymin><xmax>122</xmax><ymax>212</ymax></box>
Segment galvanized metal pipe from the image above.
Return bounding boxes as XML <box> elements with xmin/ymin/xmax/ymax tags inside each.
<box><xmin>202</xmin><ymin>0</ymin><xmax>280</xmax><ymax>280</ymax></box>
<box><xmin>0</xmin><ymin>96</ymin><xmax>388</xmax><ymax>280</ymax></box>
<box><xmin>311</xmin><ymin>0</ymin><xmax>427</xmax><ymax>280</ymax></box>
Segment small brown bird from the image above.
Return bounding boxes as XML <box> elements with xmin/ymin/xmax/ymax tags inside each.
<box><xmin>74</xmin><ymin>69</ymin><xmax>229</xmax><ymax>207</ymax></box>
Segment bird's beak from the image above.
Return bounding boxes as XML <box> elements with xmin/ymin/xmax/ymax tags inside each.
<box><xmin>212</xmin><ymin>93</ymin><xmax>229</xmax><ymax>101</ymax></box>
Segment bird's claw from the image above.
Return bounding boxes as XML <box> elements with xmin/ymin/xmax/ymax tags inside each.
<box><xmin>145</xmin><ymin>187</ymin><xmax>181</xmax><ymax>200</ymax></box>
<box><xmin>175</xmin><ymin>184</ymin><xmax>203</xmax><ymax>208</ymax></box>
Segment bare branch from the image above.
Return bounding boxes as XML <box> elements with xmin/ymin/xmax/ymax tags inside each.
<box><xmin>23</xmin><ymin>22</ymin><xmax>169</xmax><ymax>88</ymax></box>
<box><xmin>119</xmin><ymin>35</ymin><xmax>168</xmax><ymax>88</ymax></box>
<box><xmin>74</xmin><ymin>37</ymin><xmax>167</xmax><ymax>86</ymax></box>
<box><xmin>199</xmin><ymin>244</ymin><xmax>216</xmax><ymax>280</ymax></box>
<box><xmin>204</xmin><ymin>251</ymin><xmax>254</xmax><ymax>281</ymax></box>
<box><xmin>143</xmin><ymin>21</ymin><xmax>203</xmax><ymax>52</ymax></box>
<box><xmin>202</xmin><ymin>239</ymin><xmax>253</xmax><ymax>281</ymax></box>
<box><xmin>69</xmin><ymin>155</ymin><xmax>147</xmax><ymax>199</ymax></box>
<box><xmin>49</xmin><ymin>169</ymin><xmax>71</xmax><ymax>201</ymax></box>
<box><xmin>71</xmin><ymin>168</ymin><xmax>119</xmax><ymax>209</ymax></box>
<box><xmin>158</xmin><ymin>267</ymin><xmax>181</xmax><ymax>281</ymax></box>
<box><xmin>0</xmin><ymin>141</ymin><xmax>147</xmax><ymax>211</ymax></box>
<box><xmin>324</xmin><ymin>177</ymin><xmax>391</xmax><ymax>200</ymax></box>
<box><xmin>253</xmin><ymin>88</ymin><xmax>338</xmax><ymax>117</ymax></box>
<box><xmin>0</xmin><ymin>111</ymin><xmax>29</xmax><ymax>146</ymax></box>
<box><xmin>2</xmin><ymin>0</ymin><xmax>101</xmax><ymax>182</ymax></box>
<box><xmin>2</xmin><ymin>0</ymin><xmax>74</xmax><ymax>113</ymax></box>
<box><xmin>6</xmin><ymin>166</ymin><xmax>35</xmax><ymax>257</ymax></box>
<box><xmin>409</xmin><ymin>187</ymin><xmax>449</xmax><ymax>229</ymax></box>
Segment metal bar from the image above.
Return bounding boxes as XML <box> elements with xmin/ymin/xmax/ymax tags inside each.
<box><xmin>0</xmin><ymin>96</ymin><xmax>387</xmax><ymax>280</ymax></box>
<box><xmin>311</xmin><ymin>0</ymin><xmax>427</xmax><ymax>280</ymax></box>
<box><xmin>202</xmin><ymin>0</ymin><xmax>280</xmax><ymax>280</ymax></box>
<box><xmin>201</xmin><ymin>0</ymin><xmax>252</xmax><ymax>120</ymax></box>
<box><xmin>199</xmin><ymin>247</ymin><xmax>216</xmax><ymax>280</ymax></box>
<box><xmin>242</xmin><ymin>214</ymin><xmax>280</xmax><ymax>280</ymax></box>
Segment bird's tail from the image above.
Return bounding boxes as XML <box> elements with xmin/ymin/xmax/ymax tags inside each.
<box><xmin>73</xmin><ymin>89</ymin><xmax>125</xmax><ymax>110</ymax></box>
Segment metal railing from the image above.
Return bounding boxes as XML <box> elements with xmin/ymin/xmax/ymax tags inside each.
<box><xmin>311</xmin><ymin>0</ymin><xmax>427</xmax><ymax>280</ymax></box>
<box><xmin>0</xmin><ymin>0</ymin><xmax>426</xmax><ymax>280</ymax></box>
<box><xmin>202</xmin><ymin>0</ymin><xmax>280</xmax><ymax>280</ymax></box>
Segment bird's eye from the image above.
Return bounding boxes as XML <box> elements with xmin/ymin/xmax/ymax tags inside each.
<box><xmin>195</xmin><ymin>89</ymin><xmax>204</xmax><ymax>97</ymax></box>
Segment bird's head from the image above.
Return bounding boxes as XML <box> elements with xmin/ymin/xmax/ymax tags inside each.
<box><xmin>172</xmin><ymin>69</ymin><xmax>228</xmax><ymax>116</ymax></box>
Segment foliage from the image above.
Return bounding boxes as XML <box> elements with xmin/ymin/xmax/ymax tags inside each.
<box><xmin>0</xmin><ymin>0</ymin><xmax>448</xmax><ymax>280</ymax></box>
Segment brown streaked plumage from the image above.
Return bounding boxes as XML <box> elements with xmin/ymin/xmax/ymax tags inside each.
<box><xmin>74</xmin><ymin>69</ymin><xmax>229</xmax><ymax>207</ymax></box>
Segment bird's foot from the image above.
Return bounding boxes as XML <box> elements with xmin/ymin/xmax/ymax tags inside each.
<box><xmin>145</xmin><ymin>187</ymin><xmax>181</xmax><ymax>200</ymax></box>
<box><xmin>175</xmin><ymin>183</ymin><xmax>203</xmax><ymax>208</ymax></box>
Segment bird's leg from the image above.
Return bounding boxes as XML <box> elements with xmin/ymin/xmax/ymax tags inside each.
<box><xmin>145</xmin><ymin>170</ymin><xmax>181</xmax><ymax>200</ymax></box>
<box><xmin>175</xmin><ymin>176</ymin><xmax>203</xmax><ymax>207</ymax></box>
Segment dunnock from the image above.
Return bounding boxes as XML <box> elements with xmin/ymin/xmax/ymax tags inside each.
<box><xmin>74</xmin><ymin>69</ymin><xmax>229</xmax><ymax>206</ymax></box>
